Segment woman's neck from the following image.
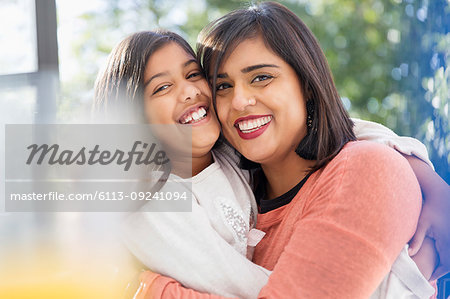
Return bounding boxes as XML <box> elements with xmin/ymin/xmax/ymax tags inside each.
<box><xmin>261</xmin><ymin>152</ymin><xmax>315</xmax><ymax>200</ymax></box>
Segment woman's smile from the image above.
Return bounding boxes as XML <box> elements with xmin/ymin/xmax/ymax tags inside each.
<box><xmin>234</xmin><ymin>115</ymin><xmax>273</xmax><ymax>139</ymax></box>
<box><xmin>215</xmin><ymin>36</ymin><xmax>307</xmax><ymax>165</ymax></box>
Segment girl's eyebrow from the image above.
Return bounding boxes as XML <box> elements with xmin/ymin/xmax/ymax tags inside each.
<box><xmin>216</xmin><ymin>63</ymin><xmax>280</xmax><ymax>79</ymax></box>
<box><xmin>144</xmin><ymin>72</ymin><xmax>168</xmax><ymax>87</ymax></box>
<box><xmin>184</xmin><ymin>59</ymin><xmax>197</xmax><ymax>67</ymax></box>
<box><xmin>144</xmin><ymin>59</ymin><xmax>198</xmax><ymax>87</ymax></box>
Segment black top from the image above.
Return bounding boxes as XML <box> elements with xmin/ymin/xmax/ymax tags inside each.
<box><xmin>256</xmin><ymin>173</ymin><xmax>312</xmax><ymax>214</ymax></box>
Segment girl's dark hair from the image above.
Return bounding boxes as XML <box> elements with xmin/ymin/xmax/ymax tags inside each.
<box><xmin>197</xmin><ymin>1</ymin><xmax>356</xmax><ymax>172</ymax></box>
<box><xmin>94</xmin><ymin>30</ymin><xmax>196</xmax><ymax>122</ymax></box>
<box><xmin>93</xmin><ymin>30</ymin><xmax>195</xmax><ymax>193</ymax></box>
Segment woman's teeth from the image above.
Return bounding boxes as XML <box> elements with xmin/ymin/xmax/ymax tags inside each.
<box><xmin>237</xmin><ymin>116</ymin><xmax>272</xmax><ymax>133</ymax></box>
<box><xmin>180</xmin><ymin>107</ymin><xmax>207</xmax><ymax>124</ymax></box>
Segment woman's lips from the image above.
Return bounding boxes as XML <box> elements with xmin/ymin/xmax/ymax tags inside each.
<box><xmin>234</xmin><ymin>115</ymin><xmax>272</xmax><ymax>140</ymax></box>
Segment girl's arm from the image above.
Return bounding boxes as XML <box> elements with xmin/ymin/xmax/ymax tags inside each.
<box><xmin>352</xmin><ymin>118</ymin><xmax>432</xmax><ymax>166</ymax></box>
<box><xmin>403</xmin><ymin>155</ymin><xmax>450</xmax><ymax>280</ymax></box>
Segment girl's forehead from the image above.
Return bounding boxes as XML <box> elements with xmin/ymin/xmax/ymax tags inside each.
<box><xmin>147</xmin><ymin>43</ymin><xmax>194</xmax><ymax>67</ymax></box>
<box><xmin>144</xmin><ymin>43</ymin><xmax>197</xmax><ymax>84</ymax></box>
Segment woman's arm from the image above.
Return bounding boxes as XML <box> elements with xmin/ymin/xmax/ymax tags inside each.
<box><xmin>138</xmin><ymin>142</ymin><xmax>423</xmax><ymax>298</ymax></box>
<box><xmin>134</xmin><ymin>271</ymin><xmax>234</xmax><ymax>299</ymax></box>
<box><xmin>353</xmin><ymin>118</ymin><xmax>449</xmax><ymax>279</ymax></box>
<box><xmin>255</xmin><ymin>142</ymin><xmax>422</xmax><ymax>298</ymax></box>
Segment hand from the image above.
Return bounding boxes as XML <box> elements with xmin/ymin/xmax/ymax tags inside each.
<box><xmin>407</xmin><ymin>157</ymin><xmax>450</xmax><ymax>280</ymax></box>
<box><xmin>132</xmin><ymin>270</ymin><xmax>161</xmax><ymax>299</ymax></box>
<box><xmin>410</xmin><ymin>236</ymin><xmax>438</xmax><ymax>280</ymax></box>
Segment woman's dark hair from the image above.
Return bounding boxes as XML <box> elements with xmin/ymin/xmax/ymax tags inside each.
<box><xmin>197</xmin><ymin>1</ymin><xmax>356</xmax><ymax>172</ymax></box>
<box><xmin>93</xmin><ymin>30</ymin><xmax>196</xmax><ymax>122</ymax></box>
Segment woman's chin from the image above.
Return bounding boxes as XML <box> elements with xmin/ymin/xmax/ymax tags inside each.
<box><xmin>239</xmin><ymin>148</ymin><xmax>273</xmax><ymax>165</ymax></box>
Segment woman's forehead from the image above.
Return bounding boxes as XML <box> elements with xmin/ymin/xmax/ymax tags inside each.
<box><xmin>217</xmin><ymin>36</ymin><xmax>281</xmax><ymax>72</ymax></box>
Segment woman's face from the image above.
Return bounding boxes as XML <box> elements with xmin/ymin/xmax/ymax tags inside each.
<box><xmin>143</xmin><ymin>42</ymin><xmax>220</xmax><ymax>158</ymax></box>
<box><xmin>215</xmin><ymin>36</ymin><xmax>307</xmax><ymax>165</ymax></box>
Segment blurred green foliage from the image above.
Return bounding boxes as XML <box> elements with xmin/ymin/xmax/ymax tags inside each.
<box><xmin>58</xmin><ymin>0</ymin><xmax>449</xmax><ymax>182</ymax></box>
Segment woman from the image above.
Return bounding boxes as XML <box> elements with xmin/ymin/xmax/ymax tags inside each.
<box><xmin>135</xmin><ymin>2</ymin><xmax>448</xmax><ymax>298</ymax></box>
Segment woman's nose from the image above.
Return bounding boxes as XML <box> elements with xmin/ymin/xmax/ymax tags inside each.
<box><xmin>231</xmin><ymin>85</ymin><xmax>256</xmax><ymax>111</ymax></box>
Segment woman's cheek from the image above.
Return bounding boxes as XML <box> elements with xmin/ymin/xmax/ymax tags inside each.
<box><xmin>215</xmin><ymin>101</ymin><xmax>227</xmax><ymax>127</ymax></box>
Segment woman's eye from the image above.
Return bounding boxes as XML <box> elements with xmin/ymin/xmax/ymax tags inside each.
<box><xmin>252</xmin><ymin>74</ymin><xmax>273</xmax><ymax>83</ymax></box>
<box><xmin>216</xmin><ymin>83</ymin><xmax>232</xmax><ymax>91</ymax></box>
<box><xmin>153</xmin><ymin>84</ymin><xmax>170</xmax><ymax>95</ymax></box>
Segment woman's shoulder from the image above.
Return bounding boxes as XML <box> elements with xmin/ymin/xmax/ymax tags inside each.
<box><xmin>336</xmin><ymin>140</ymin><xmax>409</xmax><ymax>167</ymax></box>
<box><xmin>310</xmin><ymin>141</ymin><xmax>421</xmax><ymax>215</ymax></box>
<box><xmin>319</xmin><ymin>141</ymin><xmax>415</xmax><ymax>184</ymax></box>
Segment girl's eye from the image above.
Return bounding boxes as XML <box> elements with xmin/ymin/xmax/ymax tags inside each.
<box><xmin>252</xmin><ymin>74</ymin><xmax>273</xmax><ymax>83</ymax></box>
<box><xmin>216</xmin><ymin>82</ymin><xmax>232</xmax><ymax>91</ymax></box>
<box><xmin>153</xmin><ymin>84</ymin><xmax>170</xmax><ymax>95</ymax></box>
<box><xmin>187</xmin><ymin>72</ymin><xmax>202</xmax><ymax>79</ymax></box>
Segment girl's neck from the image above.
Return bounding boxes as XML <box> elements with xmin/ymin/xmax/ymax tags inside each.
<box><xmin>169</xmin><ymin>151</ymin><xmax>214</xmax><ymax>178</ymax></box>
<box><xmin>261</xmin><ymin>152</ymin><xmax>315</xmax><ymax>200</ymax></box>
<box><xmin>191</xmin><ymin>152</ymin><xmax>214</xmax><ymax>176</ymax></box>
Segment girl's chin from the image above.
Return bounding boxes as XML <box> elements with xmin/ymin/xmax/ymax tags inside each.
<box><xmin>192</xmin><ymin>129</ymin><xmax>220</xmax><ymax>147</ymax></box>
<box><xmin>191</xmin><ymin>141</ymin><xmax>216</xmax><ymax>156</ymax></box>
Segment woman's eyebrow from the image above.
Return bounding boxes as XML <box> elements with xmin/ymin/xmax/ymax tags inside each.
<box><xmin>241</xmin><ymin>64</ymin><xmax>279</xmax><ymax>73</ymax></box>
<box><xmin>216</xmin><ymin>64</ymin><xmax>280</xmax><ymax>79</ymax></box>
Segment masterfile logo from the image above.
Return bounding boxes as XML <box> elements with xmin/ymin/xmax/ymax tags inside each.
<box><xmin>4</xmin><ymin>124</ymin><xmax>192</xmax><ymax>212</ymax></box>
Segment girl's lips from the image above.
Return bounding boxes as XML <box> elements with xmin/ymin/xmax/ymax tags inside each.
<box><xmin>178</xmin><ymin>104</ymin><xmax>209</xmax><ymax>125</ymax></box>
<box><xmin>189</xmin><ymin>110</ymin><xmax>212</xmax><ymax>127</ymax></box>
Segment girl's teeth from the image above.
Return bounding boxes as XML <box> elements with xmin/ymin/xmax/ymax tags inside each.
<box><xmin>180</xmin><ymin>107</ymin><xmax>208</xmax><ymax>124</ymax></box>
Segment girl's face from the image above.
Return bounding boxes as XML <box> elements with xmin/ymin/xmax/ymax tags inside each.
<box><xmin>143</xmin><ymin>42</ymin><xmax>220</xmax><ymax>159</ymax></box>
<box><xmin>215</xmin><ymin>36</ymin><xmax>307</xmax><ymax>165</ymax></box>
